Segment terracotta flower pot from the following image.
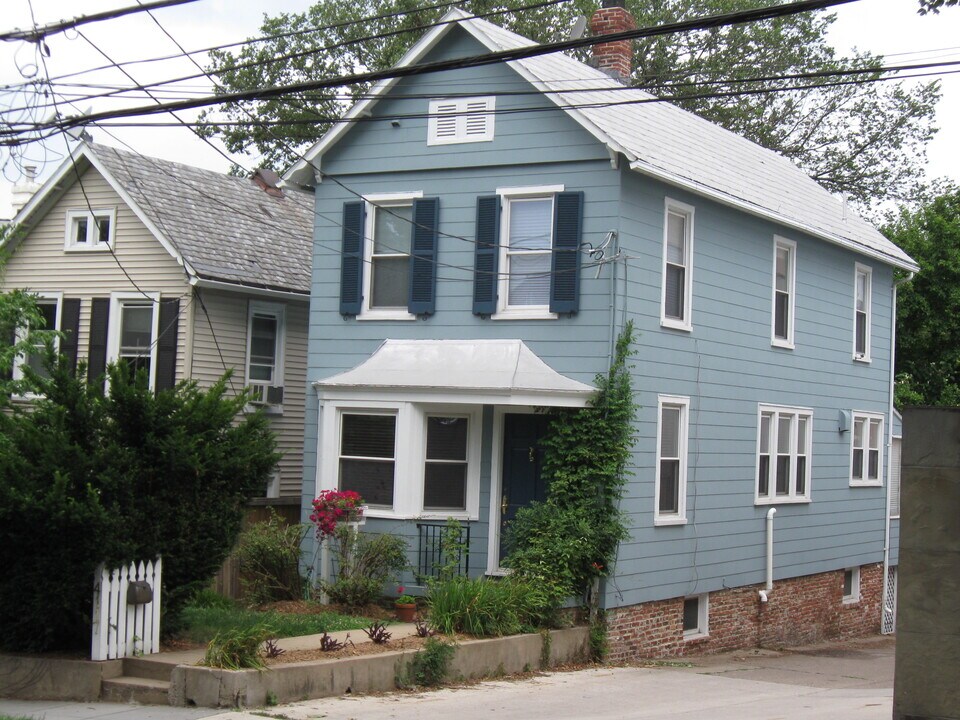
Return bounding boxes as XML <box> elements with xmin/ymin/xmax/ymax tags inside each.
<box><xmin>395</xmin><ymin>602</ymin><xmax>417</xmax><ymax>623</ymax></box>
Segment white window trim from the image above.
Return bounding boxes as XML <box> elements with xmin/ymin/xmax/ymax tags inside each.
<box><xmin>358</xmin><ymin>191</ymin><xmax>422</xmax><ymax>321</ymax></box>
<box><xmin>107</xmin><ymin>291</ymin><xmax>160</xmax><ymax>390</ymax></box>
<box><xmin>853</xmin><ymin>263</ymin><xmax>872</xmax><ymax>363</ymax></box>
<box><xmin>64</xmin><ymin>208</ymin><xmax>116</xmax><ymax>252</ymax></box>
<box><xmin>683</xmin><ymin>593</ymin><xmax>709</xmax><ymax>639</ymax></box>
<box><xmin>12</xmin><ymin>291</ymin><xmax>63</xmax><ymax>396</ymax></box>
<box><xmin>850</xmin><ymin>411</ymin><xmax>884</xmax><ymax>487</ymax></box>
<box><xmin>427</xmin><ymin>96</ymin><xmax>495</xmax><ymax>146</ymax></box>
<box><xmin>492</xmin><ymin>185</ymin><xmax>564</xmax><ymax>321</ymax></box>
<box><xmin>245</xmin><ymin>301</ymin><xmax>285</xmax><ymax>410</ymax></box>
<box><xmin>316</xmin><ymin>399</ymin><xmax>481</xmax><ymax>521</ymax></box>
<box><xmin>771</xmin><ymin>236</ymin><xmax>796</xmax><ymax>349</ymax></box>
<box><xmin>755</xmin><ymin>403</ymin><xmax>813</xmax><ymax>505</ymax></box>
<box><xmin>655</xmin><ymin>395</ymin><xmax>690</xmax><ymax>526</ymax></box>
<box><xmin>842</xmin><ymin>566</ymin><xmax>861</xmax><ymax>604</ymax></box>
<box><xmin>660</xmin><ymin>198</ymin><xmax>695</xmax><ymax>332</ymax></box>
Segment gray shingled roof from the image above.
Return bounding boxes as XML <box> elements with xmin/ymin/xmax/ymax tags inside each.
<box><xmin>91</xmin><ymin>143</ymin><xmax>314</xmax><ymax>293</ymax></box>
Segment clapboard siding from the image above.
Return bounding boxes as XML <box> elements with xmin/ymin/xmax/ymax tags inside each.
<box><xmin>190</xmin><ymin>289</ymin><xmax>308</xmax><ymax>499</ymax></box>
<box><xmin>2</xmin><ymin>165</ymin><xmax>189</xmax><ymax>380</ymax></box>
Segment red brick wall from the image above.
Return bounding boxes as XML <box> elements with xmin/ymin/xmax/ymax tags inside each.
<box><xmin>606</xmin><ymin>564</ymin><xmax>884</xmax><ymax>662</ymax></box>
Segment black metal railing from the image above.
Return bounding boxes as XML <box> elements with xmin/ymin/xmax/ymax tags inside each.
<box><xmin>416</xmin><ymin>522</ymin><xmax>470</xmax><ymax>580</ymax></box>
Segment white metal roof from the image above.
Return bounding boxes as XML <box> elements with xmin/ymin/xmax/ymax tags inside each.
<box><xmin>315</xmin><ymin>339</ymin><xmax>595</xmax><ymax>406</ymax></box>
<box><xmin>287</xmin><ymin>9</ymin><xmax>916</xmax><ymax>272</ymax></box>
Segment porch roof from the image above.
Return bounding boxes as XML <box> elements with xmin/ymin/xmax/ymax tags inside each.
<box><xmin>315</xmin><ymin>339</ymin><xmax>595</xmax><ymax>406</ymax></box>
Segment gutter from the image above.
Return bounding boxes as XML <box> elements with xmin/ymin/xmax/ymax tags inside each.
<box><xmin>190</xmin><ymin>276</ymin><xmax>309</xmax><ymax>302</ymax></box>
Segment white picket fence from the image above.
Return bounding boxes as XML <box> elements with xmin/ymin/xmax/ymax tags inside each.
<box><xmin>91</xmin><ymin>558</ymin><xmax>162</xmax><ymax>661</ymax></box>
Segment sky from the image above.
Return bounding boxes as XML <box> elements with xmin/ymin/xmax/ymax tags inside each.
<box><xmin>1</xmin><ymin>0</ymin><xmax>958</xmax><ymax>219</ymax></box>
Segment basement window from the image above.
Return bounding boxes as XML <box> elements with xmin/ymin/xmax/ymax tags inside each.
<box><xmin>842</xmin><ymin>567</ymin><xmax>860</xmax><ymax>604</ymax></box>
<box><xmin>683</xmin><ymin>594</ymin><xmax>709</xmax><ymax>639</ymax></box>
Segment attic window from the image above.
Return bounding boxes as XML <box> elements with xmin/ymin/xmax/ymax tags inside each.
<box><xmin>427</xmin><ymin>96</ymin><xmax>495</xmax><ymax>146</ymax></box>
<box><xmin>65</xmin><ymin>208</ymin><xmax>115</xmax><ymax>251</ymax></box>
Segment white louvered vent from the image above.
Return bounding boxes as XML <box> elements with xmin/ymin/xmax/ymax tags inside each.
<box><xmin>428</xmin><ymin>96</ymin><xmax>495</xmax><ymax>145</ymax></box>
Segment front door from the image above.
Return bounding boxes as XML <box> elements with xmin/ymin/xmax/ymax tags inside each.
<box><xmin>498</xmin><ymin>413</ymin><xmax>550</xmax><ymax>564</ymax></box>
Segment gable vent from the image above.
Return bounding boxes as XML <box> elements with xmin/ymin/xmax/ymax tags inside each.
<box><xmin>428</xmin><ymin>96</ymin><xmax>495</xmax><ymax>145</ymax></box>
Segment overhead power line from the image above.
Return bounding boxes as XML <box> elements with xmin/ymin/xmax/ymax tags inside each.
<box><xmin>8</xmin><ymin>0</ymin><xmax>858</xmax><ymax>138</ymax></box>
<box><xmin>0</xmin><ymin>0</ymin><xmax>202</xmax><ymax>43</ymax></box>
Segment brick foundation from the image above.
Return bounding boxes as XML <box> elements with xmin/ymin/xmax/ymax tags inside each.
<box><xmin>606</xmin><ymin>564</ymin><xmax>883</xmax><ymax>661</ymax></box>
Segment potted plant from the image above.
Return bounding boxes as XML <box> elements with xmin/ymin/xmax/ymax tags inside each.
<box><xmin>395</xmin><ymin>588</ymin><xmax>417</xmax><ymax>622</ymax></box>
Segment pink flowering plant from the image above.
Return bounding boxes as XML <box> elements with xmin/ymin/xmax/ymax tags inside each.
<box><xmin>310</xmin><ymin>489</ymin><xmax>364</xmax><ymax>541</ymax></box>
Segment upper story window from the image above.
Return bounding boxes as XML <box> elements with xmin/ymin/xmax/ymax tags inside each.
<box><xmin>339</xmin><ymin>194</ymin><xmax>439</xmax><ymax>319</ymax></box>
<box><xmin>65</xmin><ymin>208</ymin><xmax>115</xmax><ymax>251</ymax></box>
<box><xmin>661</xmin><ymin>199</ymin><xmax>694</xmax><ymax>331</ymax></box>
<box><xmin>756</xmin><ymin>404</ymin><xmax>812</xmax><ymax>504</ymax></box>
<box><xmin>12</xmin><ymin>292</ymin><xmax>62</xmax><ymax>384</ymax></box>
<box><xmin>472</xmin><ymin>186</ymin><xmax>582</xmax><ymax>320</ymax></box>
<box><xmin>772</xmin><ymin>236</ymin><xmax>796</xmax><ymax>348</ymax></box>
<box><xmin>107</xmin><ymin>292</ymin><xmax>158</xmax><ymax>389</ymax></box>
<box><xmin>246</xmin><ymin>302</ymin><xmax>285</xmax><ymax>406</ymax></box>
<box><xmin>851</xmin><ymin>412</ymin><xmax>883</xmax><ymax>486</ymax></box>
<box><xmin>427</xmin><ymin>96</ymin><xmax>495</xmax><ymax>145</ymax></box>
<box><xmin>655</xmin><ymin>395</ymin><xmax>689</xmax><ymax>525</ymax></box>
<box><xmin>854</xmin><ymin>264</ymin><xmax>872</xmax><ymax>362</ymax></box>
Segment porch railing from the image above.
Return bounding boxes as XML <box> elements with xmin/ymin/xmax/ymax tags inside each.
<box><xmin>416</xmin><ymin>522</ymin><xmax>470</xmax><ymax>580</ymax></box>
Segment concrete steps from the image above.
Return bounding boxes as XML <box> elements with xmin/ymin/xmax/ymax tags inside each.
<box><xmin>101</xmin><ymin>676</ymin><xmax>170</xmax><ymax>705</ymax></box>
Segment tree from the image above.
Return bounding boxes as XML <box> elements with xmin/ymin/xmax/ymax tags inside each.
<box><xmin>883</xmin><ymin>187</ymin><xmax>960</xmax><ymax>406</ymax></box>
<box><xmin>918</xmin><ymin>0</ymin><xmax>958</xmax><ymax>14</ymax></box>
<box><xmin>201</xmin><ymin>0</ymin><xmax>938</xmax><ymax>206</ymax></box>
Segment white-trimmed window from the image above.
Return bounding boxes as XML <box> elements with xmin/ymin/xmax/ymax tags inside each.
<box><xmin>495</xmin><ymin>185</ymin><xmax>563</xmax><ymax>319</ymax></box>
<box><xmin>683</xmin><ymin>594</ymin><xmax>709</xmax><ymax>638</ymax></box>
<box><xmin>65</xmin><ymin>208</ymin><xmax>115</xmax><ymax>251</ymax></box>
<box><xmin>107</xmin><ymin>292</ymin><xmax>159</xmax><ymax>389</ymax></box>
<box><xmin>12</xmin><ymin>292</ymin><xmax>62</xmax><ymax>384</ymax></box>
<box><xmin>851</xmin><ymin>412</ymin><xmax>883</xmax><ymax>486</ymax></box>
<box><xmin>246</xmin><ymin>302</ymin><xmax>285</xmax><ymax>405</ymax></box>
<box><xmin>854</xmin><ymin>264</ymin><xmax>872</xmax><ymax>361</ymax></box>
<box><xmin>661</xmin><ymin>199</ymin><xmax>694</xmax><ymax>331</ymax></box>
<box><xmin>842</xmin><ymin>567</ymin><xmax>860</xmax><ymax>603</ymax></box>
<box><xmin>772</xmin><ymin>236</ymin><xmax>796</xmax><ymax>348</ymax></box>
<box><xmin>655</xmin><ymin>395</ymin><xmax>689</xmax><ymax>525</ymax></box>
<box><xmin>361</xmin><ymin>192</ymin><xmax>422</xmax><ymax>320</ymax></box>
<box><xmin>322</xmin><ymin>401</ymin><xmax>481</xmax><ymax>519</ymax></box>
<box><xmin>756</xmin><ymin>404</ymin><xmax>812</xmax><ymax>503</ymax></box>
<box><xmin>427</xmin><ymin>96</ymin><xmax>495</xmax><ymax>145</ymax></box>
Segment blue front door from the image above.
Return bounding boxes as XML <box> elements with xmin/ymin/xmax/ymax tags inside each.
<box><xmin>499</xmin><ymin>413</ymin><xmax>550</xmax><ymax>563</ymax></box>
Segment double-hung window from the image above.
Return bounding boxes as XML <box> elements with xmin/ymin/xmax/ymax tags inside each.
<box><xmin>12</xmin><ymin>293</ymin><xmax>62</xmax><ymax>382</ymax></box>
<box><xmin>365</xmin><ymin>193</ymin><xmax>420</xmax><ymax>318</ymax></box>
<box><xmin>423</xmin><ymin>415</ymin><xmax>469</xmax><ymax>512</ymax></box>
<box><xmin>850</xmin><ymin>412</ymin><xmax>883</xmax><ymax>486</ymax></box>
<box><xmin>661</xmin><ymin>199</ymin><xmax>694</xmax><ymax>330</ymax></box>
<box><xmin>756</xmin><ymin>404</ymin><xmax>812</xmax><ymax>503</ymax></box>
<box><xmin>854</xmin><ymin>264</ymin><xmax>872</xmax><ymax>361</ymax></box>
<box><xmin>502</xmin><ymin>194</ymin><xmax>554</xmax><ymax>312</ymax></box>
<box><xmin>427</xmin><ymin>96</ymin><xmax>495</xmax><ymax>145</ymax></box>
<box><xmin>107</xmin><ymin>291</ymin><xmax>159</xmax><ymax>388</ymax></box>
<box><xmin>338</xmin><ymin>412</ymin><xmax>398</xmax><ymax>508</ymax></box>
<box><xmin>655</xmin><ymin>395</ymin><xmax>689</xmax><ymax>525</ymax></box>
<box><xmin>246</xmin><ymin>302</ymin><xmax>285</xmax><ymax>405</ymax></box>
<box><xmin>772</xmin><ymin>237</ymin><xmax>796</xmax><ymax>348</ymax></box>
<box><xmin>65</xmin><ymin>208</ymin><xmax>115</xmax><ymax>251</ymax></box>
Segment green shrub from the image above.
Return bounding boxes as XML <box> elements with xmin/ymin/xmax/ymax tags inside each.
<box><xmin>189</xmin><ymin>588</ymin><xmax>237</xmax><ymax>610</ymax></box>
<box><xmin>405</xmin><ymin>637</ymin><xmax>455</xmax><ymax>687</ymax></box>
<box><xmin>426</xmin><ymin>576</ymin><xmax>551</xmax><ymax>637</ymax></box>
<box><xmin>320</xmin><ymin>526</ymin><xmax>408</xmax><ymax>607</ymax></box>
<box><xmin>201</xmin><ymin>624</ymin><xmax>271</xmax><ymax>670</ymax></box>
<box><xmin>236</xmin><ymin>510</ymin><xmax>308</xmax><ymax>605</ymax></box>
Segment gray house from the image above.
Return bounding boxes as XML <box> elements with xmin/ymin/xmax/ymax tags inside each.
<box><xmin>286</xmin><ymin>6</ymin><xmax>915</xmax><ymax>658</ymax></box>
<box><xmin>2</xmin><ymin>142</ymin><xmax>313</xmax><ymax>505</ymax></box>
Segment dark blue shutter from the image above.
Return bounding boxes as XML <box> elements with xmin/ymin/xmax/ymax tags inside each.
<box><xmin>472</xmin><ymin>195</ymin><xmax>501</xmax><ymax>316</ymax></box>
<box><xmin>340</xmin><ymin>201</ymin><xmax>366</xmax><ymax>316</ymax></box>
<box><xmin>408</xmin><ymin>197</ymin><xmax>439</xmax><ymax>315</ymax></box>
<box><xmin>156</xmin><ymin>298</ymin><xmax>179</xmax><ymax>391</ymax></box>
<box><xmin>549</xmin><ymin>191</ymin><xmax>584</xmax><ymax>314</ymax></box>
<box><xmin>60</xmin><ymin>298</ymin><xmax>81</xmax><ymax>373</ymax></box>
<box><xmin>87</xmin><ymin>297</ymin><xmax>110</xmax><ymax>386</ymax></box>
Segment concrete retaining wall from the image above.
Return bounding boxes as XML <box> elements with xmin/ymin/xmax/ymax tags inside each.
<box><xmin>0</xmin><ymin>653</ymin><xmax>122</xmax><ymax>701</ymax></box>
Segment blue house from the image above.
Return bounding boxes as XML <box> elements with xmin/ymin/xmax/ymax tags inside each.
<box><xmin>285</xmin><ymin>4</ymin><xmax>915</xmax><ymax>658</ymax></box>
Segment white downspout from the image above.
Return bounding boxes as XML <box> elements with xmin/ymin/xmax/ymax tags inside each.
<box><xmin>760</xmin><ymin>507</ymin><xmax>776</xmax><ymax>602</ymax></box>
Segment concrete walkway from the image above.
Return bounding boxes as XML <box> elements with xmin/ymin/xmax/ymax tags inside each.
<box><xmin>0</xmin><ymin>636</ymin><xmax>894</xmax><ymax>720</ymax></box>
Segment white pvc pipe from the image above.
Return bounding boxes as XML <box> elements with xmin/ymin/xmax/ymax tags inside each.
<box><xmin>765</xmin><ymin>508</ymin><xmax>777</xmax><ymax>592</ymax></box>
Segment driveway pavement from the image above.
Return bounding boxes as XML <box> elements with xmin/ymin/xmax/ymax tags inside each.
<box><xmin>0</xmin><ymin>636</ymin><xmax>894</xmax><ymax>720</ymax></box>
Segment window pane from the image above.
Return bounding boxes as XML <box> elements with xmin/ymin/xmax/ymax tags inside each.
<box><xmin>683</xmin><ymin>597</ymin><xmax>699</xmax><ymax>632</ymax></box>
<box><xmin>868</xmin><ymin>450</ymin><xmax>879</xmax><ymax>480</ymax></box>
<box><xmin>777</xmin><ymin>416</ymin><xmax>791</xmax><ymax>454</ymax></box>
<box><xmin>853</xmin><ymin>418</ymin><xmax>864</xmax><ymax>448</ymax></box>
<box><xmin>797</xmin><ymin>417</ymin><xmax>807</xmax><ymax>454</ymax></box>
<box><xmin>426</xmin><ymin>417</ymin><xmax>467</xmax><ymax>461</ymax></box>
<box><xmin>776</xmin><ymin>247</ymin><xmax>790</xmax><ymax>292</ymax></box>
<box><xmin>856</xmin><ymin>272</ymin><xmax>867</xmax><ymax>311</ymax></box>
<box><xmin>659</xmin><ymin>459</ymin><xmax>679</xmax><ymax>513</ymax></box>
<box><xmin>660</xmin><ymin>406</ymin><xmax>680</xmax><ymax>458</ymax></box>
<box><xmin>856</xmin><ymin>312</ymin><xmax>867</xmax><ymax>355</ymax></box>
<box><xmin>341</xmin><ymin>414</ymin><xmax>395</xmax><ymax>458</ymax></box>
<box><xmin>339</xmin><ymin>458</ymin><xmax>394</xmax><ymax>506</ymax></box>
<box><xmin>774</xmin><ymin>292</ymin><xmax>789</xmax><ymax>338</ymax></box>
<box><xmin>665</xmin><ymin>264</ymin><xmax>685</xmax><ymax>320</ymax></box>
<box><xmin>97</xmin><ymin>217</ymin><xmax>110</xmax><ymax>244</ymax></box>
<box><xmin>758</xmin><ymin>455</ymin><xmax>770</xmax><ymax>496</ymax></box>
<box><xmin>796</xmin><ymin>456</ymin><xmax>806</xmax><ymax>495</ymax></box>
<box><xmin>424</xmin><ymin>463</ymin><xmax>467</xmax><ymax>510</ymax></box>
<box><xmin>852</xmin><ymin>448</ymin><xmax>864</xmax><ymax>479</ymax></box>
<box><xmin>120</xmin><ymin>304</ymin><xmax>153</xmax><ymax>351</ymax></box>
<box><xmin>869</xmin><ymin>419</ymin><xmax>881</xmax><ymax>450</ymax></box>
<box><xmin>843</xmin><ymin>570</ymin><xmax>853</xmax><ymax>597</ymax></box>
<box><xmin>666</xmin><ymin>212</ymin><xmax>686</xmax><ymax>265</ymax></box>
<box><xmin>373</xmin><ymin>205</ymin><xmax>412</xmax><ymax>255</ymax></box>
<box><xmin>508</xmin><ymin>251</ymin><xmax>551</xmax><ymax>305</ymax></box>
<box><xmin>250</xmin><ymin>314</ymin><xmax>277</xmax><ymax>382</ymax></box>
<box><xmin>26</xmin><ymin>301</ymin><xmax>58</xmax><ymax>378</ymax></box>
<box><xmin>508</xmin><ymin>198</ymin><xmax>552</xmax><ymax>250</ymax></box>
<box><xmin>119</xmin><ymin>355</ymin><xmax>151</xmax><ymax>383</ymax></box>
<box><xmin>760</xmin><ymin>413</ymin><xmax>771</xmax><ymax>453</ymax></box>
<box><xmin>776</xmin><ymin>455</ymin><xmax>790</xmax><ymax>494</ymax></box>
<box><xmin>75</xmin><ymin>217</ymin><xmax>88</xmax><ymax>244</ymax></box>
<box><xmin>371</xmin><ymin>256</ymin><xmax>409</xmax><ymax>307</ymax></box>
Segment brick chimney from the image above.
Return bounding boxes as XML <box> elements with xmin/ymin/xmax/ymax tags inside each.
<box><xmin>589</xmin><ymin>0</ymin><xmax>636</xmax><ymax>82</ymax></box>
